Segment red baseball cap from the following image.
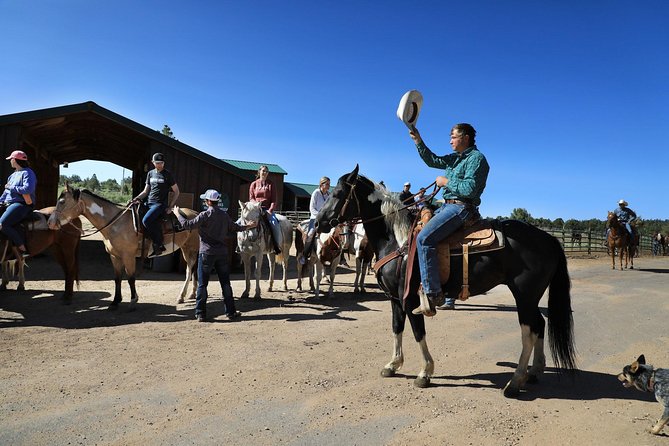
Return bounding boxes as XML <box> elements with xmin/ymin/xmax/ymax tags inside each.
<box><xmin>6</xmin><ymin>150</ymin><xmax>27</xmax><ymax>161</ymax></box>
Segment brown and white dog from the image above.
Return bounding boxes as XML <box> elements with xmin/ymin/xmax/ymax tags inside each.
<box><xmin>618</xmin><ymin>354</ymin><xmax>669</xmax><ymax>435</ymax></box>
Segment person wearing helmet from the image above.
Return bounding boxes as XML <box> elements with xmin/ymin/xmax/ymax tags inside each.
<box><xmin>131</xmin><ymin>153</ymin><xmax>180</xmax><ymax>257</ymax></box>
<box><xmin>0</xmin><ymin>150</ymin><xmax>37</xmax><ymax>258</ymax></box>
<box><xmin>175</xmin><ymin>189</ymin><xmax>256</xmax><ymax>322</ymax></box>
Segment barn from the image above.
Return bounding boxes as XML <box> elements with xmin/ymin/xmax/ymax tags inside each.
<box><xmin>0</xmin><ymin>101</ymin><xmax>254</xmax><ymax>213</ymax></box>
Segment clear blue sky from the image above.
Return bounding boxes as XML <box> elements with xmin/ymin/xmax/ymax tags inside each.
<box><xmin>1</xmin><ymin>1</ymin><xmax>667</xmax><ymax>220</ymax></box>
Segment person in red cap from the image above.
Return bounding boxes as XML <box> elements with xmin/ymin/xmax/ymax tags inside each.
<box><xmin>0</xmin><ymin>150</ymin><xmax>37</xmax><ymax>257</ymax></box>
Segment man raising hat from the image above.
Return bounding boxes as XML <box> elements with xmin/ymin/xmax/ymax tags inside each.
<box><xmin>399</xmin><ymin>182</ymin><xmax>413</xmax><ymax>205</ymax></box>
<box><xmin>175</xmin><ymin>190</ymin><xmax>256</xmax><ymax>322</ymax></box>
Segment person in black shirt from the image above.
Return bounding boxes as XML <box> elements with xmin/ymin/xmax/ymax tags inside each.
<box><xmin>131</xmin><ymin>153</ymin><xmax>180</xmax><ymax>257</ymax></box>
<box><xmin>399</xmin><ymin>182</ymin><xmax>413</xmax><ymax>205</ymax></box>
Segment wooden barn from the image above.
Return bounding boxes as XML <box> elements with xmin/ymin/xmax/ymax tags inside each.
<box><xmin>0</xmin><ymin>101</ymin><xmax>254</xmax><ymax>214</ymax></box>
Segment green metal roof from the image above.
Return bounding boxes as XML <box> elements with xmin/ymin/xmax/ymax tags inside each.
<box><xmin>221</xmin><ymin>159</ymin><xmax>287</xmax><ymax>175</ymax></box>
<box><xmin>285</xmin><ymin>182</ymin><xmax>318</xmax><ymax>197</ymax></box>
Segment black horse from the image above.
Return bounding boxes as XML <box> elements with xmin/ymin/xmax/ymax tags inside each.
<box><xmin>313</xmin><ymin>166</ymin><xmax>576</xmax><ymax>397</ymax></box>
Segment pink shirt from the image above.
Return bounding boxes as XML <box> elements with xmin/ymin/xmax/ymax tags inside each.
<box><xmin>249</xmin><ymin>179</ymin><xmax>276</xmax><ymax>212</ymax></box>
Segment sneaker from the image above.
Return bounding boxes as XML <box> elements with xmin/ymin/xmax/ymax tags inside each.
<box><xmin>226</xmin><ymin>311</ymin><xmax>242</xmax><ymax>321</ymax></box>
<box><xmin>436</xmin><ymin>302</ymin><xmax>455</xmax><ymax>310</ymax></box>
<box><xmin>196</xmin><ymin>314</ymin><xmax>206</xmax><ymax>322</ymax></box>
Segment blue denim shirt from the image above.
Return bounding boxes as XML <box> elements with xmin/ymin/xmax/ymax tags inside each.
<box><xmin>614</xmin><ymin>206</ymin><xmax>637</xmax><ymax>223</ymax></box>
<box><xmin>416</xmin><ymin>142</ymin><xmax>489</xmax><ymax>206</ymax></box>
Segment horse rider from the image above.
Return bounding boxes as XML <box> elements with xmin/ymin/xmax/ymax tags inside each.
<box><xmin>299</xmin><ymin>176</ymin><xmax>331</xmax><ymax>265</ymax></box>
<box><xmin>249</xmin><ymin>165</ymin><xmax>282</xmax><ymax>254</ymax></box>
<box><xmin>614</xmin><ymin>199</ymin><xmax>637</xmax><ymax>238</ymax></box>
<box><xmin>0</xmin><ymin>150</ymin><xmax>37</xmax><ymax>258</ymax></box>
<box><xmin>408</xmin><ymin>123</ymin><xmax>490</xmax><ymax>311</ymax></box>
<box><xmin>175</xmin><ymin>189</ymin><xmax>256</xmax><ymax>322</ymax></box>
<box><xmin>399</xmin><ymin>182</ymin><xmax>413</xmax><ymax>205</ymax></box>
<box><xmin>130</xmin><ymin>152</ymin><xmax>180</xmax><ymax>257</ymax></box>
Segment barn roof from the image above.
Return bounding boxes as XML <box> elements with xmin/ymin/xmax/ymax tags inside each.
<box><xmin>222</xmin><ymin>159</ymin><xmax>288</xmax><ymax>175</ymax></box>
<box><xmin>285</xmin><ymin>182</ymin><xmax>318</xmax><ymax>198</ymax></box>
<box><xmin>0</xmin><ymin>101</ymin><xmax>254</xmax><ymax>181</ymax></box>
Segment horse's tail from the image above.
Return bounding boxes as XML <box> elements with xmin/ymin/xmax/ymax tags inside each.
<box><xmin>547</xmin><ymin>243</ymin><xmax>577</xmax><ymax>372</ymax></box>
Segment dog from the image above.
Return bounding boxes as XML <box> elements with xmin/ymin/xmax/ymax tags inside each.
<box><xmin>618</xmin><ymin>354</ymin><xmax>669</xmax><ymax>435</ymax></box>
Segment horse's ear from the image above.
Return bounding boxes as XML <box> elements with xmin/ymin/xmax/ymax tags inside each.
<box><xmin>346</xmin><ymin>164</ymin><xmax>359</xmax><ymax>183</ymax></box>
<box><xmin>352</xmin><ymin>164</ymin><xmax>359</xmax><ymax>178</ymax></box>
<box><xmin>65</xmin><ymin>181</ymin><xmax>70</xmax><ymax>192</ymax></box>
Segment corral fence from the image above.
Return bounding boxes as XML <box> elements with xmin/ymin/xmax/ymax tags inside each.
<box><xmin>541</xmin><ymin>228</ymin><xmax>656</xmax><ymax>256</ymax></box>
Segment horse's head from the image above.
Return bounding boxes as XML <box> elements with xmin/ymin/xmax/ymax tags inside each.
<box><xmin>48</xmin><ymin>183</ymin><xmax>82</xmax><ymax>230</ymax></box>
<box><xmin>239</xmin><ymin>200</ymin><xmax>262</xmax><ymax>224</ymax></box>
<box><xmin>315</xmin><ymin>165</ymin><xmax>382</xmax><ymax>233</ymax></box>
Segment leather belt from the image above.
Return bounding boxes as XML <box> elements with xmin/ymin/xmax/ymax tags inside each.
<box><xmin>444</xmin><ymin>199</ymin><xmax>472</xmax><ymax>206</ymax></box>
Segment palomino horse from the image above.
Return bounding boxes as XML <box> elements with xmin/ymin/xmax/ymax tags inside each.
<box><xmin>606</xmin><ymin>211</ymin><xmax>634</xmax><ymax>270</ymax></box>
<box><xmin>313</xmin><ymin>166</ymin><xmax>576</xmax><ymax>397</ymax></box>
<box><xmin>236</xmin><ymin>201</ymin><xmax>293</xmax><ymax>298</ymax></box>
<box><xmin>1</xmin><ymin>206</ymin><xmax>82</xmax><ymax>302</ymax></box>
<box><xmin>341</xmin><ymin>222</ymin><xmax>374</xmax><ymax>294</ymax></box>
<box><xmin>48</xmin><ymin>185</ymin><xmax>200</xmax><ymax>309</ymax></box>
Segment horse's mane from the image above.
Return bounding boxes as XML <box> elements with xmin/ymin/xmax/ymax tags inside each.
<box><xmin>360</xmin><ymin>176</ymin><xmax>411</xmax><ymax>247</ymax></box>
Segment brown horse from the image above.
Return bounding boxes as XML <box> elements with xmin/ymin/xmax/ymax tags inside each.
<box><xmin>48</xmin><ymin>185</ymin><xmax>200</xmax><ymax>309</ymax></box>
<box><xmin>1</xmin><ymin>207</ymin><xmax>82</xmax><ymax>302</ymax></box>
<box><xmin>607</xmin><ymin>211</ymin><xmax>634</xmax><ymax>270</ymax></box>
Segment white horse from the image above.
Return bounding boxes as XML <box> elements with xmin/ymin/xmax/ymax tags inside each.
<box><xmin>341</xmin><ymin>223</ymin><xmax>374</xmax><ymax>294</ymax></box>
<box><xmin>237</xmin><ymin>201</ymin><xmax>293</xmax><ymax>298</ymax></box>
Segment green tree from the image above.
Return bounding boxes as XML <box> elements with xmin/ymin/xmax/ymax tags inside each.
<box><xmin>85</xmin><ymin>174</ymin><xmax>100</xmax><ymax>191</ymax></box>
<box><xmin>161</xmin><ymin>125</ymin><xmax>175</xmax><ymax>139</ymax></box>
<box><xmin>510</xmin><ymin>208</ymin><xmax>533</xmax><ymax>224</ymax></box>
<box><xmin>101</xmin><ymin>178</ymin><xmax>120</xmax><ymax>191</ymax></box>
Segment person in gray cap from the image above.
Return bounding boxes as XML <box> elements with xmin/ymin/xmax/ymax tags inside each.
<box><xmin>175</xmin><ymin>189</ymin><xmax>256</xmax><ymax>322</ymax></box>
<box><xmin>131</xmin><ymin>153</ymin><xmax>180</xmax><ymax>257</ymax></box>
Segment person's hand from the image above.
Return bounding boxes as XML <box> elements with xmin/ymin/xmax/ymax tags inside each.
<box><xmin>166</xmin><ymin>207</ymin><xmax>174</xmax><ymax>215</ymax></box>
<box><xmin>173</xmin><ymin>205</ymin><xmax>180</xmax><ymax>215</ymax></box>
<box><xmin>435</xmin><ymin>175</ymin><xmax>449</xmax><ymax>187</ymax></box>
<box><xmin>409</xmin><ymin>127</ymin><xmax>423</xmax><ymax>144</ymax></box>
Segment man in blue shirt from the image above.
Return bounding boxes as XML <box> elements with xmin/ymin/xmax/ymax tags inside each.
<box><xmin>408</xmin><ymin>123</ymin><xmax>489</xmax><ymax>310</ymax></box>
<box><xmin>614</xmin><ymin>199</ymin><xmax>637</xmax><ymax>237</ymax></box>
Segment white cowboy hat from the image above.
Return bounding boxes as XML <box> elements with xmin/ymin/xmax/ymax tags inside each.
<box><xmin>618</xmin><ymin>199</ymin><xmax>628</xmax><ymax>206</ymax></box>
<box><xmin>396</xmin><ymin>90</ymin><xmax>423</xmax><ymax>130</ymax></box>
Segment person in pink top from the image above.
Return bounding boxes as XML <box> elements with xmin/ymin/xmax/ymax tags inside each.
<box><xmin>248</xmin><ymin>165</ymin><xmax>281</xmax><ymax>254</ymax></box>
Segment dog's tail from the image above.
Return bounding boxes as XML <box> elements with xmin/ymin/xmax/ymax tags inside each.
<box><xmin>547</xmin><ymin>241</ymin><xmax>577</xmax><ymax>372</ymax></box>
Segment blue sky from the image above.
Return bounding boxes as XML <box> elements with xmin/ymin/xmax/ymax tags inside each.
<box><xmin>1</xmin><ymin>1</ymin><xmax>667</xmax><ymax>220</ymax></box>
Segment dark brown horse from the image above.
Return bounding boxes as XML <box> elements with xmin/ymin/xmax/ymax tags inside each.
<box><xmin>606</xmin><ymin>211</ymin><xmax>633</xmax><ymax>270</ymax></box>
<box><xmin>1</xmin><ymin>206</ymin><xmax>81</xmax><ymax>302</ymax></box>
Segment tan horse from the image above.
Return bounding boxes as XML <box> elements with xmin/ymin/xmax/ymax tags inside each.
<box><xmin>48</xmin><ymin>185</ymin><xmax>200</xmax><ymax>309</ymax></box>
<box><xmin>1</xmin><ymin>206</ymin><xmax>82</xmax><ymax>302</ymax></box>
<box><xmin>607</xmin><ymin>211</ymin><xmax>634</xmax><ymax>270</ymax></box>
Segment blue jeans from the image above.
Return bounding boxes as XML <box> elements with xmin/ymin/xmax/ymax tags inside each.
<box><xmin>416</xmin><ymin>203</ymin><xmax>471</xmax><ymax>297</ymax></box>
<box><xmin>195</xmin><ymin>253</ymin><xmax>236</xmax><ymax>318</ymax></box>
<box><xmin>0</xmin><ymin>202</ymin><xmax>33</xmax><ymax>247</ymax></box>
<box><xmin>142</xmin><ymin>203</ymin><xmax>166</xmax><ymax>246</ymax></box>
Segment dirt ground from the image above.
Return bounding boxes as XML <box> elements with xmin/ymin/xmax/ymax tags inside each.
<box><xmin>1</xmin><ymin>237</ymin><xmax>669</xmax><ymax>446</ymax></box>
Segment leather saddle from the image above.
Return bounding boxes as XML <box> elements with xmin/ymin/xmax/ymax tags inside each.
<box><xmin>133</xmin><ymin>203</ymin><xmax>189</xmax><ymax>236</ymax></box>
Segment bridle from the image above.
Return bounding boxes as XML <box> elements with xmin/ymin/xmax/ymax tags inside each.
<box><xmin>51</xmin><ymin>189</ymin><xmax>133</xmax><ymax>238</ymax></box>
<box><xmin>328</xmin><ymin>174</ymin><xmax>439</xmax><ymax>227</ymax></box>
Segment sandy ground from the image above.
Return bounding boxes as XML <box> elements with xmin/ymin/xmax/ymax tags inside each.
<box><xmin>1</xmin><ymin>238</ymin><xmax>669</xmax><ymax>446</ymax></box>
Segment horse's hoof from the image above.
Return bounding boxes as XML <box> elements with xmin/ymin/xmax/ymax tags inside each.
<box><xmin>17</xmin><ymin>285</ymin><xmax>25</xmax><ymax>291</ymax></box>
<box><xmin>503</xmin><ymin>381</ymin><xmax>521</xmax><ymax>398</ymax></box>
<box><xmin>108</xmin><ymin>303</ymin><xmax>119</xmax><ymax>311</ymax></box>
<box><xmin>177</xmin><ymin>298</ymin><xmax>184</xmax><ymax>304</ymax></box>
<box><xmin>241</xmin><ymin>292</ymin><xmax>249</xmax><ymax>299</ymax></box>
<box><xmin>381</xmin><ymin>368</ymin><xmax>396</xmax><ymax>378</ymax></box>
<box><xmin>527</xmin><ymin>374</ymin><xmax>539</xmax><ymax>384</ymax></box>
<box><xmin>414</xmin><ymin>376</ymin><xmax>430</xmax><ymax>388</ymax></box>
